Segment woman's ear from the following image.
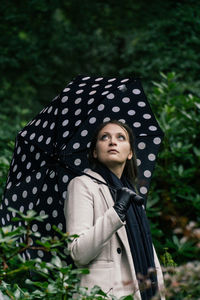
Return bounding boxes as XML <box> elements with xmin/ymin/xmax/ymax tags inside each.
<box><xmin>93</xmin><ymin>149</ymin><xmax>97</xmax><ymax>159</ymax></box>
<box><xmin>128</xmin><ymin>150</ymin><xmax>133</xmax><ymax>160</ymax></box>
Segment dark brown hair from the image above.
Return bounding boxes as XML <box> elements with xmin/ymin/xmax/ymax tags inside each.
<box><xmin>88</xmin><ymin>120</ymin><xmax>138</xmax><ymax>184</ymax></box>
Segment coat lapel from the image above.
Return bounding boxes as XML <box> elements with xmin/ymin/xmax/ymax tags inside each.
<box><xmin>86</xmin><ymin>169</ymin><xmax>131</xmax><ymax>250</ymax></box>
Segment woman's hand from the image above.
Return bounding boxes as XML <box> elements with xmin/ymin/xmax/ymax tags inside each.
<box><xmin>113</xmin><ymin>187</ymin><xmax>144</xmax><ymax>221</ymax></box>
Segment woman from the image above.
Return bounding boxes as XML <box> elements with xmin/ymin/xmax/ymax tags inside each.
<box><xmin>64</xmin><ymin>120</ymin><xmax>165</xmax><ymax>300</ymax></box>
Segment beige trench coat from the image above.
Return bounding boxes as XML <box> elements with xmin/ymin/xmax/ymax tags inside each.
<box><xmin>64</xmin><ymin>169</ymin><xmax>165</xmax><ymax>299</ymax></box>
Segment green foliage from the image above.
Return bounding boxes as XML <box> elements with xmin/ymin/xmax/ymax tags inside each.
<box><xmin>147</xmin><ymin>72</ymin><xmax>200</xmax><ymax>262</ymax></box>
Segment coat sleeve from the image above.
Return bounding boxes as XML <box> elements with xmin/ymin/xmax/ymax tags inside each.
<box><xmin>64</xmin><ymin>176</ymin><xmax>124</xmax><ymax>266</ymax></box>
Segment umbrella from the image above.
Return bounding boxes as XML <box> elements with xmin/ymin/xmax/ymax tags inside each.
<box><xmin>0</xmin><ymin>75</ymin><xmax>164</xmax><ymax>259</ymax></box>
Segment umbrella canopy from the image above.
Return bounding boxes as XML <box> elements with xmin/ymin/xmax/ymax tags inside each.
<box><xmin>0</xmin><ymin>75</ymin><xmax>164</xmax><ymax>259</ymax></box>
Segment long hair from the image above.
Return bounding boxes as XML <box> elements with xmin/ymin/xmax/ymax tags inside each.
<box><xmin>88</xmin><ymin>120</ymin><xmax>138</xmax><ymax>185</ymax></box>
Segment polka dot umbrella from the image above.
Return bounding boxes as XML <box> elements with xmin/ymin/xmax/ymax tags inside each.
<box><xmin>0</xmin><ymin>75</ymin><xmax>164</xmax><ymax>259</ymax></box>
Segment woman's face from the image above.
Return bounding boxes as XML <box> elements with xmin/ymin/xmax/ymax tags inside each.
<box><xmin>93</xmin><ymin>123</ymin><xmax>133</xmax><ymax>170</ymax></box>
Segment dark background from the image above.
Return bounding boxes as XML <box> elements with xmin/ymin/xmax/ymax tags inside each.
<box><xmin>0</xmin><ymin>0</ymin><xmax>200</xmax><ymax>264</ymax></box>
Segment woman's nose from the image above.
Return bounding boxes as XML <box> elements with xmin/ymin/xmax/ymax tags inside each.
<box><xmin>109</xmin><ymin>137</ymin><xmax>117</xmax><ymax>145</ymax></box>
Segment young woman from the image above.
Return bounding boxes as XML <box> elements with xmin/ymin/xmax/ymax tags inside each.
<box><xmin>64</xmin><ymin>120</ymin><xmax>165</xmax><ymax>300</ymax></box>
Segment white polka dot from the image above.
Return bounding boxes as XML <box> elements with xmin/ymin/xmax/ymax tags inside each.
<box><xmin>5</xmin><ymin>198</ymin><xmax>9</xmax><ymax>206</ymax></box>
<box><xmin>32</xmin><ymin>187</ymin><xmax>38</xmax><ymax>194</ymax></box>
<box><xmin>98</xmin><ymin>104</ymin><xmax>105</xmax><ymax>111</ymax></box>
<box><xmin>52</xmin><ymin>210</ymin><xmax>58</xmax><ymax>218</ymax></box>
<box><xmin>76</xmin><ymin>89</ymin><xmax>84</xmax><ymax>94</ymax></box>
<box><xmin>30</xmin><ymin>133</ymin><xmax>36</xmax><ymax>140</ymax></box>
<box><xmin>54</xmin><ymin>184</ymin><xmax>58</xmax><ymax>192</ymax></box>
<box><xmin>102</xmin><ymin>91</ymin><xmax>109</xmax><ymax>95</ymax></box>
<box><xmin>153</xmin><ymin>137</ymin><xmax>161</xmax><ymax>145</ymax></box>
<box><xmin>42</xmin><ymin>184</ymin><xmax>48</xmax><ymax>192</ymax></box>
<box><xmin>17</xmin><ymin>172</ymin><xmax>22</xmax><ymax>179</ymax></box>
<box><xmin>122</xmin><ymin>97</ymin><xmax>130</xmax><ymax>103</ymax></box>
<box><xmin>62</xmin><ymin>120</ymin><xmax>69</xmax><ymax>126</ymax></box>
<box><xmin>26</xmin><ymin>176</ymin><xmax>31</xmax><ymax>183</ymax></box>
<box><xmin>92</xmin><ymin>84</ymin><xmax>99</xmax><ymax>88</ymax></box>
<box><xmin>75</xmin><ymin>109</ymin><xmax>81</xmax><ymax>116</ymax></box>
<box><xmin>63</xmin><ymin>87</ymin><xmax>70</xmax><ymax>92</ymax></box>
<box><xmin>22</xmin><ymin>191</ymin><xmax>28</xmax><ymax>198</ymax></box>
<box><xmin>149</xmin><ymin>126</ymin><xmax>157</xmax><ymax>131</ymax></box>
<box><xmin>121</xmin><ymin>79</ymin><xmax>129</xmax><ymax>82</ymax></box>
<box><xmin>95</xmin><ymin>77</ymin><xmax>103</xmax><ymax>81</ymax></box>
<box><xmin>30</xmin><ymin>145</ymin><xmax>35</xmax><ymax>152</ymax></box>
<box><xmin>46</xmin><ymin>223</ymin><xmax>51</xmax><ymax>231</ymax></box>
<box><xmin>138</xmin><ymin>101</ymin><xmax>146</xmax><ymax>107</ymax></box>
<box><xmin>36</xmin><ymin>172</ymin><xmax>41</xmax><ymax>180</ymax></box>
<box><xmin>61</xmin><ymin>96</ymin><xmax>68</xmax><ymax>103</ymax></box>
<box><xmin>139</xmin><ymin>133</ymin><xmax>147</xmax><ymax>136</ymax></box>
<box><xmin>144</xmin><ymin>170</ymin><xmax>151</xmax><ymax>178</ymax></box>
<box><xmin>32</xmin><ymin>224</ymin><xmax>38</xmax><ymax>232</ymax></box>
<box><xmin>87</xmin><ymin>142</ymin><xmax>91</xmax><ymax>148</ymax></box>
<box><xmin>140</xmin><ymin>186</ymin><xmax>148</xmax><ymax>194</ymax></box>
<box><xmin>54</xmin><ymin>108</ymin><xmax>58</xmax><ymax>115</ymax></box>
<box><xmin>81</xmin><ymin>130</ymin><xmax>88</xmax><ymax>137</ymax></box>
<box><xmin>112</xmin><ymin>106</ymin><xmax>120</xmax><ymax>112</ymax></box>
<box><xmin>38</xmin><ymin>250</ymin><xmax>44</xmax><ymax>258</ymax></box>
<box><xmin>63</xmin><ymin>131</ymin><xmax>69</xmax><ymax>138</ymax></box>
<box><xmin>42</xmin><ymin>121</ymin><xmax>48</xmax><ymax>128</ymax></box>
<box><xmin>75</xmin><ymin>98</ymin><xmax>82</xmax><ymax>104</ymax></box>
<box><xmin>73</xmin><ymin>143</ymin><xmax>80</xmax><ymax>149</ymax></box>
<box><xmin>48</xmin><ymin>106</ymin><xmax>53</xmax><ymax>113</ymax></box>
<box><xmin>12</xmin><ymin>194</ymin><xmax>17</xmax><ymax>202</ymax></box>
<box><xmin>46</xmin><ymin>137</ymin><xmax>51</xmax><ymax>144</ymax></box>
<box><xmin>17</xmin><ymin>147</ymin><xmax>21</xmax><ymax>154</ymax></box>
<box><xmin>6</xmin><ymin>214</ymin><xmax>10</xmax><ymax>221</ymax></box>
<box><xmin>62</xmin><ymin>175</ymin><xmax>68</xmax><ymax>183</ymax></box>
<box><xmin>119</xmin><ymin>119</ymin><xmax>125</xmax><ymax>123</ymax></box>
<box><xmin>35</xmin><ymin>153</ymin><xmax>40</xmax><ymax>160</ymax></box>
<box><xmin>143</xmin><ymin>114</ymin><xmax>151</xmax><ymax>119</ymax></box>
<box><xmin>35</xmin><ymin>119</ymin><xmax>41</xmax><ymax>127</ymax></box>
<box><xmin>58</xmin><ymin>223</ymin><xmax>63</xmax><ymax>230</ymax></box>
<box><xmin>137</xmin><ymin>159</ymin><xmax>141</xmax><ymax>166</ymax></box>
<box><xmin>75</xmin><ymin>120</ymin><xmax>81</xmax><ymax>126</ymax></box>
<box><xmin>108</xmin><ymin>78</ymin><xmax>116</xmax><ymax>82</ymax></box>
<box><xmin>40</xmin><ymin>161</ymin><xmax>46</xmax><ymax>167</ymax></box>
<box><xmin>74</xmin><ymin>159</ymin><xmax>81</xmax><ymax>166</ymax></box>
<box><xmin>79</xmin><ymin>83</ymin><xmax>86</xmax><ymax>87</ymax></box>
<box><xmin>103</xmin><ymin>117</ymin><xmax>111</xmax><ymax>122</ymax></box>
<box><xmin>21</xmin><ymin>130</ymin><xmax>27</xmax><ymax>137</ymax></box>
<box><xmin>88</xmin><ymin>98</ymin><xmax>94</xmax><ymax>105</ymax></box>
<box><xmin>2</xmin><ymin>219</ymin><xmax>5</xmax><ymax>225</ymax></box>
<box><xmin>133</xmin><ymin>122</ymin><xmax>141</xmax><ymax>128</ymax></box>
<box><xmin>50</xmin><ymin>171</ymin><xmax>55</xmax><ymax>178</ymax></box>
<box><xmin>62</xmin><ymin>191</ymin><xmax>67</xmax><ymax>199</ymax></box>
<box><xmin>47</xmin><ymin>197</ymin><xmax>53</xmax><ymax>205</ymax></box>
<box><xmin>26</xmin><ymin>162</ymin><xmax>31</xmax><ymax>170</ymax></box>
<box><xmin>138</xmin><ymin>142</ymin><xmax>146</xmax><ymax>149</ymax></box>
<box><xmin>19</xmin><ymin>206</ymin><xmax>24</xmax><ymax>213</ymax></box>
<box><xmin>89</xmin><ymin>117</ymin><xmax>96</xmax><ymax>124</ymax></box>
<box><xmin>29</xmin><ymin>202</ymin><xmax>33</xmax><ymax>210</ymax></box>
<box><xmin>89</xmin><ymin>90</ymin><xmax>96</xmax><ymax>95</ymax></box>
<box><xmin>107</xmin><ymin>93</ymin><xmax>115</xmax><ymax>99</ymax></box>
<box><xmin>82</xmin><ymin>76</ymin><xmax>90</xmax><ymax>80</ymax></box>
<box><xmin>40</xmin><ymin>210</ymin><xmax>46</xmax><ymax>216</ymax></box>
<box><xmin>13</xmin><ymin>165</ymin><xmax>18</xmax><ymax>172</ymax></box>
<box><xmin>128</xmin><ymin>110</ymin><xmax>136</xmax><ymax>116</ymax></box>
<box><xmin>50</xmin><ymin>123</ymin><xmax>55</xmax><ymax>130</ymax></box>
<box><xmin>148</xmin><ymin>154</ymin><xmax>156</xmax><ymax>161</ymax></box>
<box><xmin>62</xmin><ymin>108</ymin><xmax>68</xmax><ymax>115</ymax></box>
<box><xmin>133</xmin><ymin>89</ymin><xmax>141</xmax><ymax>94</ymax></box>
<box><xmin>105</xmin><ymin>84</ymin><xmax>112</xmax><ymax>88</ymax></box>
<box><xmin>38</xmin><ymin>135</ymin><xmax>44</xmax><ymax>142</ymax></box>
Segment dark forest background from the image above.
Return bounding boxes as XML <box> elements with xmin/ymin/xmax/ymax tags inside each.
<box><xmin>0</xmin><ymin>0</ymin><xmax>200</xmax><ymax>266</ymax></box>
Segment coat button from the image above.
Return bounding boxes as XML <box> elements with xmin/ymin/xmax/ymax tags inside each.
<box><xmin>117</xmin><ymin>247</ymin><xmax>121</xmax><ymax>254</ymax></box>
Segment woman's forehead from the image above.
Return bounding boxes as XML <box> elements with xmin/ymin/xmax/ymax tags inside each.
<box><xmin>98</xmin><ymin>123</ymin><xmax>129</xmax><ymax>136</ymax></box>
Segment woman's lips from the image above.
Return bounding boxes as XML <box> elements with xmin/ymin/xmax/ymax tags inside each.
<box><xmin>108</xmin><ymin>149</ymin><xmax>119</xmax><ymax>153</ymax></box>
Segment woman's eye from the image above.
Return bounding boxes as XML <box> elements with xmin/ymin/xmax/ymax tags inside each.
<box><xmin>100</xmin><ymin>134</ymin><xmax>108</xmax><ymax>140</ymax></box>
<box><xmin>118</xmin><ymin>135</ymin><xmax>126</xmax><ymax>140</ymax></box>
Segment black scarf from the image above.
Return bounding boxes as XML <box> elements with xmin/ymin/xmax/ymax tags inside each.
<box><xmin>93</xmin><ymin>163</ymin><xmax>158</xmax><ymax>300</ymax></box>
